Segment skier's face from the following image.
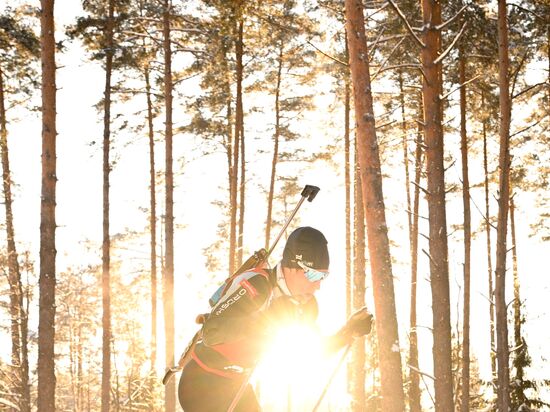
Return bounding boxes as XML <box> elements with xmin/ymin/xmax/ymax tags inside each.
<box><xmin>283</xmin><ymin>266</ymin><xmax>327</xmax><ymax>298</ymax></box>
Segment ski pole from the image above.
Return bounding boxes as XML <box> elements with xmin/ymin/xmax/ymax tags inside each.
<box><xmin>266</xmin><ymin>184</ymin><xmax>320</xmax><ymax>257</ymax></box>
<box><xmin>226</xmin><ymin>363</ymin><xmax>257</xmax><ymax>412</ymax></box>
<box><xmin>231</xmin><ymin>184</ymin><xmax>320</xmax><ymax>278</ymax></box>
<box><xmin>311</xmin><ymin>342</ymin><xmax>352</xmax><ymax>412</ymax></box>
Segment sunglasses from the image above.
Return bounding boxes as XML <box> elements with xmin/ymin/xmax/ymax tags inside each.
<box><xmin>297</xmin><ymin>261</ymin><xmax>329</xmax><ymax>282</ymax></box>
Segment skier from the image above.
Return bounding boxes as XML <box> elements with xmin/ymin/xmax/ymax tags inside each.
<box><xmin>178</xmin><ymin>226</ymin><xmax>373</xmax><ymax>411</ymax></box>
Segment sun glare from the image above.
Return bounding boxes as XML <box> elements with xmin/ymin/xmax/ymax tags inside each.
<box><xmin>253</xmin><ymin>323</ymin><xmax>346</xmax><ymax>410</ymax></box>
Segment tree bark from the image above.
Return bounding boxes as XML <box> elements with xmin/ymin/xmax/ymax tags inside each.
<box><xmin>351</xmin><ymin>146</ymin><xmax>366</xmax><ymax>411</ymax></box>
<box><xmin>145</xmin><ymin>67</ymin><xmax>157</xmax><ymax>372</ymax></box>
<box><xmin>162</xmin><ymin>1</ymin><xmax>175</xmax><ymax>410</ymax></box>
<box><xmin>237</xmin><ymin>19</ymin><xmax>245</xmax><ymax>268</ymax></box>
<box><xmin>509</xmin><ymin>195</ymin><xmax>527</xmax><ymax>407</ymax></box>
<box><xmin>229</xmin><ymin>14</ymin><xmax>243</xmax><ymax>276</ymax></box>
<box><xmin>509</xmin><ymin>196</ymin><xmax>521</xmax><ymax>355</ymax></box>
<box><xmin>38</xmin><ymin>1</ymin><xmax>57</xmax><ymax>410</ymax></box>
<box><xmin>344</xmin><ymin>39</ymin><xmax>351</xmax><ymax>318</ymax></box>
<box><xmin>495</xmin><ymin>0</ymin><xmax>512</xmax><ymax>409</ymax></box>
<box><xmin>398</xmin><ymin>71</ymin><xmax>412</xmax><ymax>247</ymax></box>
<box><xmin>459</xmin><ymin>47</ymin><xmax>471</xmax><ymax>412</ymax></box>
<box><xmin>265</xmin><ymin>45</ymin><xmax>283</xmax><ymax>251</ymax></box>
<box><xmin>1</xmin><ymin>64</ymin><xmax>30</xmax><ymax>412</ymax></box>
<box><xmin>419</xmin><ymin>0</ymin><xmax>454</xmax><ymax>409</ymax></box>
<box><xmin>101</xmin><ymin>1</ymin><xmax>115</xmax><ymax>411</ymax></box>
<box><xmin>408</xmin><ymin>92</ymin><xmax>423</xmax><ymax>412</ymax></box>
<box><xmin>345</xmin><ymin>0</ymin><xmax>405</xmax><ymax>409</ymax></box>
<box><xmin>482</xmin><ymin>92</ymin><xmax>496</xmax><ymax>380</ymax></box>
<box><xmin>344</xmin><ymin>51</ymin><xmax>353</xmax><ymax>394</ymax></box>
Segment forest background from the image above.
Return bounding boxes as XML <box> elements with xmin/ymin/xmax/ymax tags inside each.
<box><xmin>0</xmin><ymin>0</ymin><xmax>548</xmax><ymax>411</ymax></box>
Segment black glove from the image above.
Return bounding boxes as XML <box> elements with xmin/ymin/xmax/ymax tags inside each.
<box><xmin>342</xmin><ymin>307</ymin><xmax>373</xmax><ymax>338</ymax></box>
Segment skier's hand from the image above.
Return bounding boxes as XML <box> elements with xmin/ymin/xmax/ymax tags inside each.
<box><xmin>343</xmin><ymin>307</ymin><xmax>373</xmax><ymax>338</ymax></box>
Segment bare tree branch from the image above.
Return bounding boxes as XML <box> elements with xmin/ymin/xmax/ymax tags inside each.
<box><xmin>433</xmin><ymin>21</ymin><xmax>467</xmax><ymax>65</ymax></box>
<box><xmin>374</xmin><ymin>63</ymin><xmax>424</xmax><ymax>77</ymax></box>
<box><xmin>368</xmin><ymin>26</ymin><xmax>387</xmax><ymax>61</ymax></box>
<box><xmin>512</xmin><ymin>81</ymin><xmax>547</xmax><ymax>100</ymax></box>
<box><xmin>387</xmin><ymin>0</ymin><xmax>426</xmax><ymax>48</ymax></box>
<box><xmin>440</xmin><ymin>74</ymin><xmax>482</xmax><ymax>100</ymax></box>
<box><xmin>436</xmin><ymin>4</ymin><xmax>469</xmax><ymax>31</ymax></box>
<box><xmin>508</xmin><ymin>3</ymin><xmax>546</xmax><ymax>21</ymax></box>
<box><xmin>365</xmin><ymin>2</ymin><xmax>390</xmax><ymax>20</ymax></box>
<box><xmin>510</xmin><ymin>50</ymin><xmax>529</xmax><ymax>97</ymax></box>
<box><xmin>510</xmin><ymin>119</ymin><xmax>544</xmax><ymax>138</ymax></box>
<box><xmin>372</xmin><ymin>36</ymin><xmax>407</xmax><ymax>79</ymax></box>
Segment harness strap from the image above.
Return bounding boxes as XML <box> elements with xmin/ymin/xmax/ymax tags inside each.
<box><xmin>191</xmin><ymin>350</ymin><xmax>246</xmax><ymax>379</ymax></box>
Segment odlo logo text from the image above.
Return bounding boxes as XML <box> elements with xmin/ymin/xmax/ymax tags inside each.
<box><xmin>215</xmin><ymin>288</ymin><xmax>247</xmax><ymax>316</ymax></box>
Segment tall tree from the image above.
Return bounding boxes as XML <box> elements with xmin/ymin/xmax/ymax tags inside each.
<box><xmin>494</xmin><ymin>0</ymin><xmax>512</xmax><ymax>409</ymax></box>
<box><xmin>162</xmin><ymin>0</ymin><xmax>176</xmax><ymax>410</ymax></box>
<box><xmin>351</xmin><ymin>147</ymin><xmax>366</xmax><ymax>411</ymax></box>
<box><xmin>229</xmin><ymin>5</ymin><xmax>243</xmax><ymax>276</ymax></box>
<box><xmin>236</xmin><ymin>18</ymin><xmax>245</xmax><ymax>268</ymax></box>
<box><xmin>264</xmin><ymin>39</ymin><xmax>282</xmax><ymax>252</ymax></box>
<box><xmin>482</xmin><ymin>91</ymin><xmax>497</xmax><ymax>381</ymax></box>
<box><xmin>37</xmin><ymin>0</ymin><xmax>57</xmax><ymax>411</ymax></box>
<box><xmin>459</xmin><ymin>43</ymin><xmax>472</xmax><ymax>412</ymax></box>
<box><xmin>344</xmin><ymin>40</ymin><xmax>352</xmax><ymax>321</ymax></box>
<box><xmin>408</xmin><ymin>92</ymin><xmax>424</xmax><ymax>412</ymax></box>
<box><xmin>0</xmin><ymin>10</ymin><xmax>38</xmax><ymax>412</ymax></box>
<box><xmin>344</xmin><ymin>0</ymin><xmax>405</xmax><ymax>409</ymax></box>
<box><xmin>101</xmin><ymin>1</ymin><xmax>115</xmax><ymax>411</ymax></box>
<box><xmin>419</xmin><ymin>0</ymin><xmax>454</xmax><ymax>408</ymax></box>
<box><xmin>145</xmin><ymin>64</ymin><xmax>158</xmax><ymax>372</ymax></box>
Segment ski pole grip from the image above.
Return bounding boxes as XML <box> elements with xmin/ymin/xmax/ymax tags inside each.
<box><xmin>301</xmin><ymin>185</ymin><xmax>320</xmax><ymax>202</ymax></box>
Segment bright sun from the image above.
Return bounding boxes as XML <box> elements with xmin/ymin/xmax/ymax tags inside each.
<box><xmin>252</xmin><ymin>323</ymin><xmax>349</xmax><ymax>411</ymax></box>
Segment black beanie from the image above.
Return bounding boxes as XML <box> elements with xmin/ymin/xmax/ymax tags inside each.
<box><xmin>282</xmin><ymin>227</ymin><xmax>329</xmax><ymax>270</ymax></box>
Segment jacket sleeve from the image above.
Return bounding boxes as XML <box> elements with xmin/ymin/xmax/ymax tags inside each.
<box><xmin>201</xmin><ymin>272</ymin><xmax>271</xmax><ymax>346</ymax></box>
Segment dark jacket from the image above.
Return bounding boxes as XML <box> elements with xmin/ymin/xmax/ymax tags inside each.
<box><xmin>191</xmin><ymin>266</ymin><xmax>323</xmax><ymax>378</ymax></box>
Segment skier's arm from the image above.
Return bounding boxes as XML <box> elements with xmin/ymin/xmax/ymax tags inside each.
<box><xmin>202</xmin><ymin>273</ymin><xmax>271</xmax><ymax>346</ymax></box>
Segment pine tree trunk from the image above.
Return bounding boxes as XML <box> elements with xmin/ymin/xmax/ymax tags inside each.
<box><xmin>229</xmin><ymin>15</ymin><xmax>243</xmax><ymax>276</ymax></box>
<box><xmin>398</xmin><ymin>72</ymin><xmax>412</xmax><ymax>245</ymax></box>
<box><xmin>101</xmin><ymin>1</ymin><xmax>115</xmax><ymax>411</ymax></box>
<box><xmin>38</xmin><ymin>1</ymin><xmax>57</xmax><ymax>410</ymax></box>
<box><xmin>345</xmin><ymin>0</ymin><xmax>405</xmax><ymax>409</ymax></box>
<box><xmin>419</xmin><ymin>0</ymin><xmax>454</xmax><ymax>409</ymax></box>
<box><xmin>1</xmin><ymin>65</ymin><xmax>30</xmax><ymax>412</ymax></box>
<box><xmin>226</xmin><ymin>98</ymin><xmax>233</xmax><ymax>219</ymax></box>
<box><xmin>344</xmin><ymin>42</ymin><xmax>352</xmax><ymax>320</ymax></box>
<box><xmin>237</xmin><ymin>19</ymin><xmax>245</xmax><ymax>267</ymax></box>
<box><xmin>408</xmin><ymin>92</ymin><xmax>423</xmax><ymax>412</ymax></box>
<box><xmin>344</xmin><ymin>54</ymin><xmax>353</xmax><ymax>395</ymax></box>
<box><xmin>510</xmin><ymin>196</ymin><xmax>521</xmax><ymax>356</ymax></box>
<box><xmin>145</xmin><ymin>68</ymin><xmax>157</xmax><ymax>372</ymax></box>
<box><xmin>509</xmin><ymin>195</ymin><xmax>526</xmax><ymax>407</ymax></box>
<box><xmin>163</xmin><ymin>1</ymin><xmax>176</xmax><ymax>410</ymax></box>
<box><xmin>265</xmin><ymin>45</ymin><xmax>283</xmax><ymax>251</ymax></box>
<box><xmin>77</xmin><ymin>322</ymin><xmax>83</xmax><ymax>411</ymax></box>
<box><xmin>1</xmin><ymin>64</ymin><xmax>21</xmax><ymax>392</ymax></box>
<box><xmin>459</xmin><ymin>48</ymin><xmax>472</xmax><ymax>412</ymax></box>
<box><xmin>495</xmin><ymin>0</ymin><xmax>512</xmax><ymax>409</ymax></box>
<box><xmin>351</xmin><ymin>146</ymin><xmax>366</xmax><ymax>411</ymax></box>
<box><xmin>482</xmin><ymin>92</ymin><xmax>497</xmax><ymax>380</ymax></box>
